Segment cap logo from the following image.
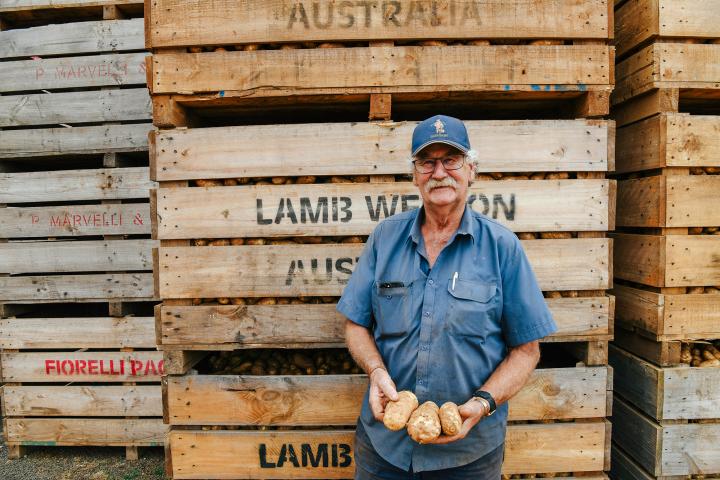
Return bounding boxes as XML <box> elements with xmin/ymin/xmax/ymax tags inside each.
<box><xmin>434</xmin><ymin>119</ymin><xmax>445</xmax><ymax>135</ymax></box>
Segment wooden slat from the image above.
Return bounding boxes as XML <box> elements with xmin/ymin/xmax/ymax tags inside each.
<box><xmin>151</xmin><ymin>120</ymin><xmax>611</xmax><ymax>181</ymax></box>
<box><xmin>0</xmin><ymin>53</ymin><xmax>148</xmax><ymax>93</ymax></box>
<box><xmin>0</xmin><ymin>239</ymin><xmax>155</xmax><ymax>274</ymax></box>
<box><xmin>157</xmin><ymin>239</ymin><xmax>611</xmax><ymax>298</ymax></box>
<box><xmin>0</xmin><ymin>123</ymin><xmax>151</xmax><ymax>158</ymax></box>
<box><xmin>158</xmin><ymin>297</ymin><xmax>611</xmax><ymax>349</ymax></box>
<box><xmin>613</xmin><ymin>284</ymin><xmax>720</xmax><ymax>341</ymax></box>
<box><xmin>617</xmin><ymin>175</ymin><xmax>720</xmax><ymax>227</ymax></box>
<box><xmin>147</xmin><ymin>0</ymin><xmax>610</xmax><ymax>48</ymax></box>
<box><xmin>0</xmin><ymin>203</ymin><xmax>151</xmax><ymax>238</ymax></box>
<box><xmin>613</xmin><ymin>233</ymin><xmax>720</xmax><ymax>287</ymax></box>
<box><xmin>5</xmin><ymin>418</ymin><xmax>167</xmax><ymax>446</ymax></box>
<box><xmin>150</xmin><ymin>45</ymin><xmax>612</xmax><ymax>95</ymax></box>
<box><xmin>169</xmin><ymin>422</ymin><xmax>608</xmax><ymax>478</ymax></box>
<box><xmin>2</xmin><ymin>385</ymin><xmax>161</xmax><ymax>416</ymax></box>
<box><xmin>0</xmin><ymin>18</ymin><xmax>144</xmax><ymax>58</ymax></box>
<box><xmin>0</xmin><ymin>0</ymin><xmax>141</xmax><ymax>11</ymax></box>
<box><xmin>0</xmin><ymin>88</ymin><xmax>151</xmax><ymax>127</ymax></box>
<box><xmin>0</xmin><ymin>167</ymin><xmax>154</xmax><ymax>203</ymax></box>
<box><xmin>0</xmin><ymin>316</ymin><xmax>155</xmax><ymax>349</ymax></box>
<box><xmin>0</xmin><ymin>272</ymin><xmax>155</xmax><ymax>302</ymax></box>
<box><xmin>610</xmin><ymin>345</ymin><xmax>720</xmax><ymax>421</ymax></box>
<box><xmin>156</xmin><ymin>180</ymin><xmax>612</xmax><ymax>239</ymax></box>
<box><xmin>1</xmin><ymin>350</ymin><xmax>164</xmax><ymax>382</ymax></box>
<box><xmin>611</xmin><ymin>444</ymin><xmax>655</xmax><ymax>480</ymax></box>
<box><xmin>166</xmin><ymin>367</ymin><xmax>609</xmax><ymax>426</ymax></box>
<box><xmin>615</xmin><ymin>113</ymin><xmax>720</xmax><ymax>174</ymax></box>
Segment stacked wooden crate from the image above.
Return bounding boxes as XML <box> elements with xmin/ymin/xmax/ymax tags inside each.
<box><xmin>0</xmin><ymin>0</ymin><xmax>164</xmax><ymax>459</ymax></box>
<box><xmin>610</xmin><ymin>0</ymin><xmax>720</xmax><ymax>478</ymax></box>
<box><xmin>147</xmin><ymin>1</ymin><xmax>616</xmax><ymax>478</ymax></box>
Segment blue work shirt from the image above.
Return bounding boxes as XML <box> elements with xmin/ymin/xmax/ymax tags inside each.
<box><xmin>337</xmin><ymin>205</ymin><xmax>557</xmax><ymax>472</ymax></box>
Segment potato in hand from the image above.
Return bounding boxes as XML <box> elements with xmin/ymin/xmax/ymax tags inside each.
<box><xmin>383</xmin><ymin>391</ymin><xmax>418</xmax><ymax>431</ymax></box>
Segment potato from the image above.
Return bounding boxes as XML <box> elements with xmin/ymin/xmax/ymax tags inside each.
<box><xmin>196</xmin><ymin>179</ymin><xmax>223</xmax><ymax>187</ymax></box>
<box><xmin>407</xmin><ymin>401</ymin><xmax>441</xmax><ymax>444</ymax></box>
<box><xmin>296</xmin><ymin>175</ymin><xmax>317</xmax><ymax>184</ymax></box>
<box><xmin>544</xmin><ymin>291</ymin><xmax>562</xmax><ymax>299</ymax></box>
<box><xmin>689</xmin><ymin>227</ymin><xmax>704</xmax><ymax>235</ymax></box>
<box><xmin>383</xmin><ymin>391</ymin><xmax>419</xmax><ymax>431</ymax></box>
<box><xmin>688</xmin><ymin>286</ymin><xmax>705</xmax><ymax>294</ymax></box>
<box><xmin>517</xmin><ymin>233</ymin><xmax>537</xmax><ymax>240</ymax></box>
<box><xmin>468</xmin><ymin>39</ymin><xmax>491</xmax><ymax>45</ymax></box>
<box><xmin>439</xmin><ymin>402</ymin><xmax>462</xmax><ymax>436</ymax></box>
<box><xmin>209</xmin><ymin>239</ymin><xmax>230</xmax><ymax>246</ymax></box>
<box><xmin>223</xmin><ymin>178</ymin><xmax>238</xmax><ymax>186</ymax></box>
<box><xmin>231</xmin><ymin>238</ymin><xmax>245</xmax><ymax>246</ymax></box>
<box><xmin>546</xmin><ymin>172</ymin><xmax>570</xmax><ymax>180</ymax></box>
<box><xmin>700</xmin><ymin>358</ymin><xmax>720</xmax><ymax>367</ymax></box>
<box><xmin>680</xmin><ymin>344</ymin><xmax>693</xmax><ymax>364</ymax></box>
<box><xmin>540</xmin><ymin>232</ymin><xmax>573</xmax><ymax>239</ymax></box>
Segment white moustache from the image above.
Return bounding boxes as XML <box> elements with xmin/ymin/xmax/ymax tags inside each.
<box><xmin>425</xmin><ymin>177</ymin><xmax>458</xmax><ymax>193</ymax></box>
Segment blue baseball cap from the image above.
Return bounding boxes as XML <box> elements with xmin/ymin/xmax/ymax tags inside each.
<box><xmin>411</xmin><ymin>115</ymin><xmax>471</xmax><ymax>157</ymax></box>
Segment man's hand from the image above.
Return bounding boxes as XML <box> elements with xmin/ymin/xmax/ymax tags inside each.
<box><xmin>368</xmin><ymin>368</ymin><xmax>399</xmax><ymax>422</ymax></box>
<box><xmin>426</xmin><ymin>399</ymin><xmax>488</xmax><ymax>444</ymax></box>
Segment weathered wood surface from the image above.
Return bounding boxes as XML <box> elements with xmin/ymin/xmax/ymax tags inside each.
<box><xmin>615</xmin><ymin>0</ymin><xmax>720</xmax><ymax>58</ymax></box>
<box><xmin>0</xmin><ymin>123</ymin><xmax>151</xmax><ymax>158</ymax></box>
<box><xmin>147</xmin><ymin>0</ymin><xmax>611</xmax><ymax>48</ymax></box>
<box><xmin>1</xmin><ymin>350</ymin><xmax>164</xmax><ymax>382</ymax></box>
<box><xmin>156</xmin><ymin>180</ymin><xmax>613</xmax><ymax>239</ymax></box>
<box><xmin>613</xmin><ymin>233</ymin><xmax>720</xmax><ymax>287</ymax></box>
<box><xmin>610</xmin><ymin>345</ymin><xmax>720</xmax><ymax>421</ymax></box>
<box><xmin>5</xmin><ymin>418</ymin><xmax>167</xmax><ymax>446</ymax></box>
<box><xmin>616</xmin><ymin>175</ymin><xmax>720</xmax><ymax>227</ymax></box>
<box><xmin>613</xmin><ymin>326</ymin><xmax>682</xmax><ymax>368</ymax></box>
<box><xmin>167</xmin><ymin>367</ymin><xmax>609</xmax><ymax>426</ymax></box>
<box><xmin>0</xmin><ymin>272</ymin><xmax>155</xmax><ymax>302</ymax></box>
<box><xmin>157</xmin><ymin>239</ymin><xmax>611</xmax><ymax>298</ymax></box>
<box><xmin>2</xmin><ymin>385</ymin><xmax>161</xmax><ymax>417</ymax></box>
<box><xmin>151</xmin><ymin>120</ymin><xmax>612</xmax><ymax>181</ymax></box>
<box><xmin>0</xmin><ymin>18</ymin><xmax>144</xmax><ymax>58</ymax></box>
<box><xmin>0</xmin><ymin>167</ymin><xmax>154</xmax><ymax>203</ymax></box>
<box><xmin>614</xmin><ymin>43</ymin><xmax>720</xmax><ymax>106</ymax></box>
<box><xmin>613</xmin><ymin>284</ymin><xmax>720</xmax><ymax>340</ymax></box>
<box><xmin>0</xmin><ymin>316</ymin><xmax>155</xmax><ymax>349</ymax></box>
<box><xmin>150</xmin><ymin>46</ymin><xmax>612</xmax><ymax>95</ymax></box>
<box><xmin>613</xmin><ymin>396</ymin><xmax>720</xmax><ymax>477</ymax></box>
<box><xmin>0</xmin><ymin>53</ymin><xmax>147</xmax><ymax>93</ymax></box>
<box><xmin>169</xmin><ymin>422</ymin><xmax>609</xmax><ymax>478</ymax></box>
<box><xmin>0</xmin><ymin>88</ymin><xmax>150</xmax><ymax>127</ymax></box>
<box><xmin>0</xmin><ymin>0</ymin><xmax>141</xmax><ymax>11</ymax></box>
<box><xmin>0</xmin><ymin>239</ymin><xmax>155</xmax><ymax>274</ymax></box>
<box><xmin>158</xmin><ymin>297</ymin><xmax>611</xmax><ymax>349</ymax></box>
<box><xmin>0</xmin><ymin>203</ymin><xmax>151</xmax><ymax>238</ymax></box>
<box><xmin>615</xmin><ymin>113</ymin><xmax>720</xmax><ymax>174</ymax></box>
<box><xmin>610</xmin><ymin>444</ymin><xmax>654</xmax><ymax>480</ymax></box>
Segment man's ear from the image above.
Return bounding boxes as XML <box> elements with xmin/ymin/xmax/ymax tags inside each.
<box><xmin>412</xmin><ymin>171</ymin><xmax>418</xmax><ymax>187</ymax></box>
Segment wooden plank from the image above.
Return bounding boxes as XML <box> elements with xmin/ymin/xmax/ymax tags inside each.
<box><xmin>612</xmin><ymin>397</ymin><xmax>663</xmax><ymax>477</ymax></box>
<box><xmin>0</xmin><ymin>123</ymin><xmax>151</xmax><ymax>158</ymax></box>
<box><xmin>151</xmin><ymin>120</ymin><xmax>611</xmax><ymax>181</ymax></box>
<box><xmin>1</xmin><ymin>350</ymin><xmax>164</xmax><ymax>382</ymax></box>
<box><xmin>158</xmin><ymin>297</ymin><xmax>611</xmax><ymax>349</ymax></box>
<box><xmin>169</xmin><ymin>422</ymin><xmax>608</xmax><ymax>478</ymax></box>
<box><xmin>150</xmin><ymin>45</ymin><xmax>612</xmax><ymax>95</ymax></box>
<box><xmin>156</xmin><ymin>180</ymin><xmax>612</xmax><ymax>239</ymax></box>
<box><xmin>157</xmin><ymin>239</ymin><xmax>611</xmax><ymax>298</ymax></box>
<box><xmin>147</xmin><ymin>0</ymin><xmax>611</xmax><ymax>48</ymax></box>
<box><xmin>0</xmin><ymin>53</ymin><xmax>148</xmax><ymax>93</ymax></box>
<box><xmin>613</xmin><ymin>233</ymin><xmax>720</xmax><ymax>287</ymax></box>
<box><xmin>2</xmin><ymin>385</ymin><xmax>161</xmax><ymax>417</ymax></box>
<box><xmin>611</xmin><ymin>444</ymin><xmax>655</xmax><ymax>480</ymax></box>
<box><xmin>614</xmin><ymin>0</ymin><xmax>660</xmax><ymax>58</ymax></box>
<box><xmin>611</xmin><ymin>344</ymin><xmax>720</xmax><ymax>421</ymax></box>
<box><xmin>5</xmin><ymin>418</ymin><xmax>167</xmax><ymax>446</ymax></box>
<box><xmin>0</xmin><ymin>88</ymin><xmax>151</xmax><ymax>127</ymax></box>
<box><xmin>0</xmin><ymin>316</ymin><xmax>155</xmax><ymax>349</ymax></box>
<box><xmin>0</xmin><ymin>239</ymin><xmax>156</xmax><ymax>273</ymax></box>
<box><xmin>0</xmin><ymin>0</ymin><xmax>141</xmax><ymax>11</ymax></box>
<box><xmin>166</xmin><ymin>367</ymin><xmax>609</xmax><ymax>426</ymax></box>
<box><xmin>0</xmin><ymin>18</ymin><xmax>144</xmax><ymax>58</ymax></box>
<box><xmin>613</xmin><ymin>284</ymin><xmax>720</xmax><ymax>340</ymax></box>
<box><xmin>613</xmin><ymin>326</ymin><xmax>681</xmax><ymax>367</ymax></box>
<box><xmin>0</xmin><ymin>272</ymin><xmax>155</xmax><ymax>302</ymax></box>
<box><xmin>0</xmin><ymin>167</ymin><xmax>154</xmax><ymax>203</ymax></box>
<box><xmin>0</xmin><ymin>203</ymin><xmax>151</xmax><ymax>238</ymax></box>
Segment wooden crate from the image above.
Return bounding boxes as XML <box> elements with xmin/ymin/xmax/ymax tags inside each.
<box><xmin>0</xmin><ymin>1</ymin><xmax>144</xmax><ymax>28</ymax></box>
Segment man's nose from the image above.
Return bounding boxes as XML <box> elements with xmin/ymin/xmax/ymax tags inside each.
<box><xmin>430</xmin><ymin>160</ymin><xmax>448</xmax><ymax>178</ymax></box>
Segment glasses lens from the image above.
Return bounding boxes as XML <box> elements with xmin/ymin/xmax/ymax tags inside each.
<box><xmin>414</xmin><ymin>160</ymin><xmax>435</xmax><ymax>173</ymax></box>
<box><xmin>444</xmin><ymin>156</ymin><xmax>464</xmax><ymax>170</ymax></box>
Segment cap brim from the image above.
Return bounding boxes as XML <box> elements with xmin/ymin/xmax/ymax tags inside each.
<box><xmin>412</xmin><ymin>140</ymin><xmax>469</xmax><ymax>157</ymax></box>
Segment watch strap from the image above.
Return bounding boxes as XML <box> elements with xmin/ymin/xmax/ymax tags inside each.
<box><xmin>473</xmin><ymin>390</ymin><xmax>496</xmax><ymax>415</ymax></box>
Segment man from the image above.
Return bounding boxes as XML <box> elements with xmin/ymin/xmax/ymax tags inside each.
<box><xmin>337</xmin><ymin>115</ymin><xmax>557</xmax><ymax>479</ymax></box>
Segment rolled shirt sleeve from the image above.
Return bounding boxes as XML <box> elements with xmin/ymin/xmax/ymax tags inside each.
<box><xmin>501</xmin><ymin>238</ymin><xmax>558</xmax><ymax>347</ymax></box>
<box><xmin>336</xmin><ymin>226</ymin><xmax>379</xmax><ymax>328</ymax></box>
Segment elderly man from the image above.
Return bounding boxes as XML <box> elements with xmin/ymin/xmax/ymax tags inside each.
<box><xmin>337</xmin><ymin>115</ymin><xmax>558</xmax><ymax>479</ymax></box>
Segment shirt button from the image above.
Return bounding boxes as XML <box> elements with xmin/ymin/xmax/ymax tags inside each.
<box><xmin>418</xmin><ymin>380</ymin><xmax>424</xmax><ymax>385</ymax></box>
<box><xmin>428</xmin><ymin>279</ymin><xmax>434</xmax><ymax>285</ymax></box>
<box><xmin>386</xmin><ymin>296</ymin><xmax>391</xmax><ymax>299</ymax></box>
<box><xmin>421</xmin><ymin>345</ymin><xmax>429</xmax><ymax>351</ymax></box>
<box><xmin>424</xmin><ymin>311</ymin><xmax>430</xmax><ymax>317</ymax></box>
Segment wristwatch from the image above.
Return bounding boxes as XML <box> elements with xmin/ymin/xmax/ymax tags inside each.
<box><xmin>472</xmin><ymin>390</ymin><xmax>497</xmax><ymax>416</ymax></box>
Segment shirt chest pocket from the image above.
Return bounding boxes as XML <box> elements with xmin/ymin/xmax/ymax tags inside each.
<box><xmin>447</xmin><ymin>279</ymin><xmax>498</xmax><ymax>340</ymax></box>
<box><xmin>372</xmin><ymin>283</ymin><xmax>412</xmax><ymax>337</ymax></box>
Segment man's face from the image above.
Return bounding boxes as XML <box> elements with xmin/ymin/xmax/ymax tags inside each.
<box><xmin>412</xmin><ymin>143</ymin><xmax>472</xmax><ymax>209</ymax></box>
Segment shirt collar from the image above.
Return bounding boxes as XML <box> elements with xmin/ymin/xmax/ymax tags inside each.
<box><xmin>408</xmin><ymin>204</ymin><xmax>476</xmax><ymax>245</ymax></box>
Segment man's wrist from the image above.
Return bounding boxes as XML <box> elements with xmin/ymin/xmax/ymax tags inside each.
<box><xmin>368</xmin><ymin>365</ymin><xmax>386</xmax><ymax>378</ymax></box>
<box><xmin>470</xmin><ymin>396</ymin><xmax>491</xmax><ymax>416</ymax></box>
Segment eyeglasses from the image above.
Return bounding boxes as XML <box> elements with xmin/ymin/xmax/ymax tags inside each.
<box><xmin>413</xmin><ymin>155</ymin><xmax>466</xmax><ymax>174</ymax></box>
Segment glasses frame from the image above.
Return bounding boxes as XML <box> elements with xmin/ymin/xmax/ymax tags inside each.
<box><xmin>412</xmin><ymin>154</ymin><xmax>467</xmax><ymax>174</ymax></box>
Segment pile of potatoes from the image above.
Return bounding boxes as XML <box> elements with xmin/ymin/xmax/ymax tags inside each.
<box><xmin>501</xmin><ymin>474</ymin><xmax>573</xmax><ymax>479</ymax></box>
<box><xmin>191</xmin><ymin>295</ymin><xmax>340</xmax><ymax>306</ymax></box>
<box><xmin>689</xmin><ymin>227</ymin><xmax>720</xmax><ymax>235</ymax></box>
<box><xmin>681</xmin><ymin>342</ymin><xmax>720</xmax><ymax>367</ymax></box>
<box><xmin>203</xmin><ymin>349</ymin><xmax>361</xmax><ymax>375</ymax></box>
<box><xmin>690</xmin><ymin>167</ymin><xmax>720</xmax><ymax>175</ymax></box>
<box><xmin>194</xmin><ymin>175</ymin><xmax>374</xmax><ymax>187</ymax></box>
<box><xmin>383</xmin><ymin>391</ymin><xmax>462</xmax><ymax>444</ymax></box>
